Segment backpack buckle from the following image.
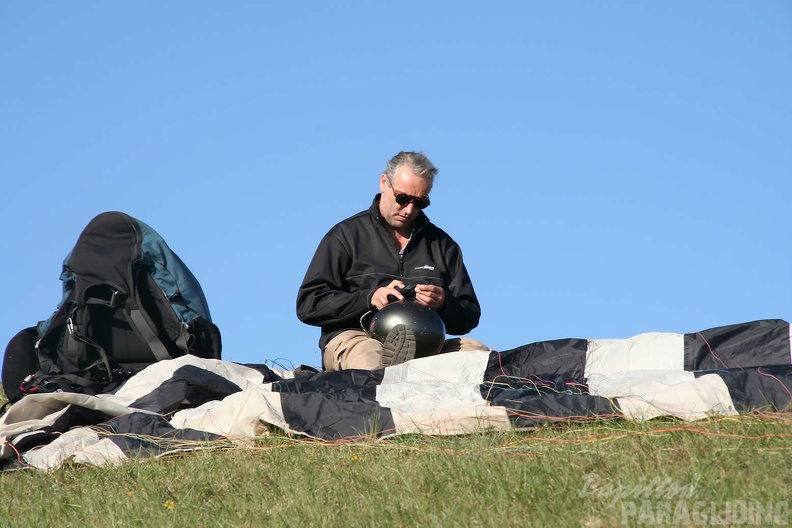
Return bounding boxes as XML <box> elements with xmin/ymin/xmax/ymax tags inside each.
<box><xmin>110</xmin><ymin>290</ymin><xmax>126</xmax><ymax>308</ymax></box>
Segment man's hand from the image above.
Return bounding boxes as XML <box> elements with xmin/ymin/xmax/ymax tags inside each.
<box><xmin>371</xmin><ymin>280</ymin><xmax>408</xmax><ymax>310</ymax></box>
<box><xmin>414</xmin><ymin>284</ymin><xmax>445</xmax><ymax>310</ymax></box>
<box><xmin>372</xmin><ymin>281</ymin><xmax>445</xmax><ymax>311</ymax></box>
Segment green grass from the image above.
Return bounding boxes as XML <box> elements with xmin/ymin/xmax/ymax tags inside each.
<box><xmin>1</xmin><ymin>388</ymin><xmax>791</xmax><ymax>527</ymax></box>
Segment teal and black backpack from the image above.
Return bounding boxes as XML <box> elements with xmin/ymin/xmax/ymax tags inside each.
<box><xmin>4</xmin><ymin>211</ymin><xmax>221</xmax><ymax>401</ymax></box>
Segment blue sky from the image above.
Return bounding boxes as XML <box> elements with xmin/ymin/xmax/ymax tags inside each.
<box><xmin>2</xmin><ymin>2</ymin><xmax>790</xmax><ymax>370</ymax></box>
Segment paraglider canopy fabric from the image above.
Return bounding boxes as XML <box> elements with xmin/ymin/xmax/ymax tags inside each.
<box><xmin>1</xmin><ymin>319</ymin><xmax>791</xmax><ymax>471</ymax></box>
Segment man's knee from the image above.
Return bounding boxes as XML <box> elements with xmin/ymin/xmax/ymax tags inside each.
<box><xmin>323</xmin><ymin>330</ymin><xmax>383</xmax><ymax>371</ymax></box>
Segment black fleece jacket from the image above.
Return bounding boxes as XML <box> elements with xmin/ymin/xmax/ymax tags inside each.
<box><xmin>296</xmin><ymin>194</ymin><xmax>481</xmax><ymax>350</ymax></box>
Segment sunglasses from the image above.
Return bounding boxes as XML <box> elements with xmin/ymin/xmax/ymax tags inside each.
<box><xmin>390</xmin><ymin>186</ymin><xmax>431</xmax><ymax>210</ymax></box>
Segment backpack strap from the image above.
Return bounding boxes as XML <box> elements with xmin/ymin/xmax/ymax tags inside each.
<box><xmin>126</xmin><ymin>307</ymin><xmax>174</xmax><ymax>362</ymax></box>
<box><xmin>37</xmin><ymin>300</ymin><xmax>116</xmax><ymax>384</ymax></box>
<box><xmin>84</xmin><ymin>287</ymin><xmax>175</xmax><ymax>364</ymax></box>
<box><xmin>20</xmin><ymin>369</ymin><xmax>130</xmax><ymax>397</ymax></box>
<box><xmin>125</xmin><ymin>271</ymin><xmax>193</xmax><ymax>362</ymax></box>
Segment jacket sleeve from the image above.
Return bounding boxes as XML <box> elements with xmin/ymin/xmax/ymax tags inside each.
<box><xmin>437</xmin><ymin>242</ymin><xmax>481</xmax><ymax>336</ymax></box>
<box><xmin>296</xmin><ymin>232</ymin><xmax>373</xmax><ymax>330</ymax></box>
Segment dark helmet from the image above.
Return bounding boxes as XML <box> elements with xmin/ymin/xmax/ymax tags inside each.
<box><xmin>368</xmin><ymin>301</ymin><xmax>446</xmax><ymax>358</ymax></box>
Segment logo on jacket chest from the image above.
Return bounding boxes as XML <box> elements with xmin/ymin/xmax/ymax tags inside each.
<box><xmin>414</xmin><ymin>265</ymin><xmax>435</xmax><ymax>271</ymax></box>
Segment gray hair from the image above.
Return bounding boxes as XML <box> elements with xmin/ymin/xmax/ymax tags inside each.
<box><xmin>384</xmin><ymin>151</ymin><xmax>438</xmax><ymax>185</ymax></box>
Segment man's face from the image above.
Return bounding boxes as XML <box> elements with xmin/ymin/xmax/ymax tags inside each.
<box><xmin>378</xmin><ymin>166</ymin><xmax>432</xmax><ymax>234</ymax></box>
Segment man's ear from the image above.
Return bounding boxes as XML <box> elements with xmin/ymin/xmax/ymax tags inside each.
<box><xmin>379</xmin><ymin>174</ymin><xmax>389</xmax><ymax>192</ymax></box>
